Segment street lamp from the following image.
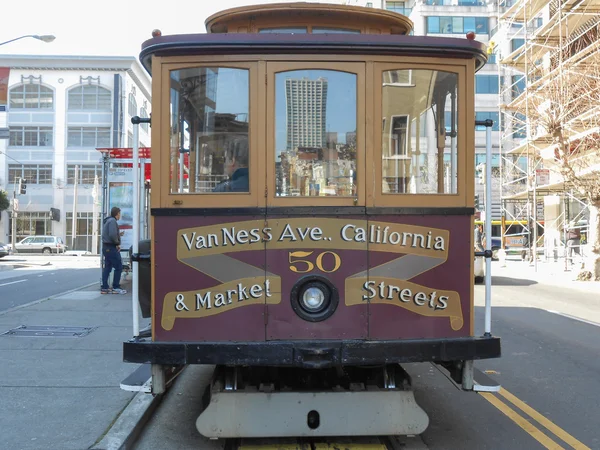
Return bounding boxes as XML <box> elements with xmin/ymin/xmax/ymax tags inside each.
<box><xmin>0</xmin><ymin>34</ymin><xmax>56</xmax><ymax>47</ymax></box>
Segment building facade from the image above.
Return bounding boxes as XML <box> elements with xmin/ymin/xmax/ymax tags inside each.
<box><xmin>0</xmin><ymin>55</ymin><xmax>151</xmax><ymax>252</ymax></box>
<box><xmin>493</xmin><ymin>0</ymin><xmax>599</xmax><ymax>257</ymax></box>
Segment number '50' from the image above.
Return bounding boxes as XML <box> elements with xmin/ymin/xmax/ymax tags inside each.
<box><xmin>288</xmin><ymin>251</ymin><xmax>341</xmax><ymax>273</ymax></box>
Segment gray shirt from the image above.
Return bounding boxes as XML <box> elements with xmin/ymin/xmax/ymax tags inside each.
<box><xmin>102</xmin><ymin>216</ymin><xmax>121</xmax><ymax>246</ymax></box>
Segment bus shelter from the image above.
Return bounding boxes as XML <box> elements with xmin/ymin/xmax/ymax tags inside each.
<box><xmin>96</xmin><ymin>147</ymin><xmax>152</xmax><ymax>275</ymax></box>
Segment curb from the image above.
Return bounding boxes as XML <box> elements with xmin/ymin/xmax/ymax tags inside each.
<box><xmin>90</xmin><ymin>384</ymin><xmax>163</xmax><ymax>450</ymax></box>
<box><xmin>0</xmin><ymin>281</ymin><xmax>99</xmax><ymax>316</ymax></box>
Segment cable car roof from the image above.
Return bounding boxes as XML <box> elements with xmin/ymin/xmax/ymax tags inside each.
<box><xmin>139</xmin><ymin>33</ymin><xmax>488</xmax><ymax>74</ymax></box>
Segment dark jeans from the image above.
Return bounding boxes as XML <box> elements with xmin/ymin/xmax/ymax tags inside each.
<box><xmin>102</xmin><ymin>245</ymin><xmax>123</xmax><ymax>289</ymax></box>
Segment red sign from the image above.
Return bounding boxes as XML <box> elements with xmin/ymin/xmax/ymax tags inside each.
<box><xmin>0</xmin><ymin>67</ymin><xmax>10</xmax><ymax>106</ymax></box>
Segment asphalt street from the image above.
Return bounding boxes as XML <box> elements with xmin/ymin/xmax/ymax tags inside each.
<box><xmin>132</xmin><ymin>271</ymin><xmax>600</xmax><ymax>450</ymax></box>
<box><xmin>0</xmin><ymin>257</ymin><xmax>101</xmax><ymax>312</ymax></box>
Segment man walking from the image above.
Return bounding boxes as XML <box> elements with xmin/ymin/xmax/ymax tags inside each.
<box><xmin>101</xmin><ymin>206</ymin><xmax>127</xmax><ymax>294</ymax></box>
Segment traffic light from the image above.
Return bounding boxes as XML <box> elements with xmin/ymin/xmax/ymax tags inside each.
<box><xmin>19</xmin><ymin>179</ymin><xmax>27</xmax><ymax>195</ymax></box>
<box><xmin>475</xmin><ymin>194</ymin><xmax>480</xmax><ymax>210</ymax></box>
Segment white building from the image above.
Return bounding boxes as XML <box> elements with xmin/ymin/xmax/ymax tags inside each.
<box><xmin>0</xmin><ymin>55</ymin><xmax>151</xmax><ymax>252</ymax></box>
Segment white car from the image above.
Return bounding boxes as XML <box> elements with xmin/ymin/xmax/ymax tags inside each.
<box><xmin>13</xmin><ymin>236</ymin><xmax>67</xmax><ymax>254</ymax></box>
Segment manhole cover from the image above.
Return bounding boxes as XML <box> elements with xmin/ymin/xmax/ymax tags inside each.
<box><xmin>1</xmin><ymin>325</ymin><xmax>96</xmax><ymax>338</ymax></box>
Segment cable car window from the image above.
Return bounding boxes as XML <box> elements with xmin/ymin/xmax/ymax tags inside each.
<box><xmin>169</xmin><ymin>67</ymin><xmax>249</xmax><ymax>194</ymax></box>
<box><xmin>274</xmin><ymin>70</ymin><xmax>357</xmax><ymax>197</ymax></box>
<box><xmin>382</xmin><ymin>69</ymin><xmax>458</xmax><ymax>194</ymax></box>
<box><xmin>311</xmin><ymin>27</ymin><xmax>361</xmax><ymax>34</ymax></box>
<box><xmin>259</xmin><ymin>27</ymin><xmax>308</xmax><ymax>33</ymax></box>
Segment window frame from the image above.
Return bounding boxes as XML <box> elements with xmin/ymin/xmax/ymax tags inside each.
<box><xmin>157</xmin><ymin>59</ymin><xmax>262</xmax><ymax>208</ymax></box>
<box><xmin>66</xmin><ymin>126</ymin><xmax>111</xmax><ymax>148</ymax></box>
<box><xmin>372</xmin><ymin>60</ymin><xmax>471</xmax><ymax>208</ymax></box>
<box><xmin>8</xmin><ymin>126</ymin><xmax>53</xmax><ymax>148</ymax></box>
<box><xmin>266</xmin><ymin>61</ymin><xmax>366</xmax><ymax>207</ymax></box>
<box><xmin>67</xmin><ymin>85</ymin><xmax>112</xmax><ymax>111</ymax></box>
<box><xmin>8</xmin><ymin>83</ymin><xmax>54</xmax><ymax>110</ymax></box>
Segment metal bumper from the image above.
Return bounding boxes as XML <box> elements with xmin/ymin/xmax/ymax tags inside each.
<box><xmin>123</xmin><ymin>336</ymin><xmax>500</xmax><ymax>368</ymax></box>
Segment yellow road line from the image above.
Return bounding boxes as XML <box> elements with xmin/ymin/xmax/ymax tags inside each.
<box><xmin>480</xmin><ymin>392</ymin><xmax>565</xmax><ymax>449</ymax></box>
<box><xmin>498</xmin><ymin>388</ymin><xmax>592</xmax><ymax>450</ymax></box>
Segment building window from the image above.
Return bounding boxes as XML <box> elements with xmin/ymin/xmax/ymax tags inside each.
<box><xmin>66</xmin><ymin>212</ymin><xmax>101</xmax><ymax>252</ymax></box>
<box><xmin>68</xmin><ymin>85</ymin><xmax>111</xmax><ymax>110</ymax></box>
<box><xmin>427</xmin><ymin>16</ymin><xmax>489</xmax><ymax>34</ymax></box>
<box><xmin>67</xmin><ymin>127</ymin><xmax>111</xmax><ymax>148</ymax></box>
<box><xmin>140</xmin><ymin>106</ymin><xmax>149</xmax><ymax>132</ymax></box>
<box><xmin>511</xmin><ymin>38</ymin><xmax>525</xmax><ymax>52</ymax></box>
<box><xmin>8</xmin><ymin>164</ymin><xmax>53</xmax><ymax>184</ymax></box>
<box><xmin>511</xmin><ymin>75</ymin><xmax>526</xmax><ymax>98</ymax></box>
<box><xmin>66</xmin><ymin>164</ymin><xmax>101</xmax><ymax>185</ymax></box>
<box><xmin>9</xmin><ymin>126</ymin><xmax>53</xmax><ymax>147</ymax></box>
<box><xmin>128</xmin><ymin>92</ymin><xmax>137</xmax><ymax>117</ymax></box>
<box><xmin>9</xmin><ymin>84</ymin><xmax>54</xmax><ymax>109</ymax></box>
<box><xmin>386</xmin><ymin>1</ymin><xmax>409</xmax><ymax>14</ymax></box>
<box><xmin>476</xmin><ymin>75</ymin><xmax>500</xmax><ymax>94</ymax></box>
<box><xmin>8</xmin><ymin>211</ymin><xmax>52</xmax><ymax>243</ymax></box>
<box><xmin>475</xmin><ymin>112</ymin><xmax>500</xmax><ymax>131</ymax></box>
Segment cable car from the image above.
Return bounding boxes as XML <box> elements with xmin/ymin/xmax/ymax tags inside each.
<box><xmin>124</xmin><ymin>2</ymin><xmax>501</xmax><ymax>439</ymax></box>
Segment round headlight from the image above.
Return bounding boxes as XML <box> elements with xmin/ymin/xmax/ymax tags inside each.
<box><xmin>291</xmin><ymin>277</ymin><xmax>339</xmax><ymax>322</ymax></box>
<box><xmin>302</xmin><ymin>287</ymin><xmax>326</xmax><ymax>311</ymax></box>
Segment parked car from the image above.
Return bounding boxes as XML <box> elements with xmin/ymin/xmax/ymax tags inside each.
<box><xmin>0</xmin><ymin>242</ymin><xmax>9</xmax><ymax>258</ymax></box>
<box><xmin>13</xmin><ymin>236</ymin><xmax>67</xmax><ymax>254</ymax></box>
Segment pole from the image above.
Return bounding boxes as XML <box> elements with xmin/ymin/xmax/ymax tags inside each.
<box><xmin>484</xmin><ymin>123</ymin><xmax>492</xmax><ymax>336</ymax></box>
<box><xmin>131</xmin><ymin>118</ymin><xmax>141</xmax><ymax>337</ymax></box>
<box><xmin>11</xmin><ymin>184</ymin><xmax>17</xmax><ymax>254</ymax></box>
<box><xmin>475</xmin><ymin>119</ymin><xmax>494</xmax><ymax>337</ymax></box>
<box><xmin>92</xmin><ymin>175</ymin><xmax>99</xmax><ymax>255</ymax></box>
<box><xmin>72</xmin><ymin>165</ymin><xmax>78</xmax><ymax>251</ymax></box>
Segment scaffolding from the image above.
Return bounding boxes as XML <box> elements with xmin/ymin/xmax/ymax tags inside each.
<box><xmin>494</xmin><ymin>0</ymin><xmax>599</xmax><ymax>268</ymax></box>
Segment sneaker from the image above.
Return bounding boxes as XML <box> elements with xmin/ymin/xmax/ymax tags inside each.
<box><xmin>112</xmin><ymin>288</ymin><xmax>127</xmax><ymax>294</ymax></box>
<box><xmin>101</xmin><ymin>288</ymin><xmax>112</xmax><ymax>294</ymax></box>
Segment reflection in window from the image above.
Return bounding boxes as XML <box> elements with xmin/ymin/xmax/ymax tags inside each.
<box><xmin>275</xmin><ymin>70</ymin><xmax>357</xmax><ymax>197</ymax></box>
<box><xmin>382</xmin><ymin>69</ymin><xmax>458</xmax><ymax>194</ymax></box>
<box><xmin>169</xmin><ymin>67</ymin><xmax>249</xmax><ymax>194</ymax></box>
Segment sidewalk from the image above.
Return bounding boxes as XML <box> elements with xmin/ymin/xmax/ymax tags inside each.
<box><xmin>492</xmin><ymin>257</ymin><xmax>600</xmax><ymax>294</ymax></box>
<box><xmin>0</xmin><ymin>276</ymin><xmax>148</xmax><ymax>450</ymax></box>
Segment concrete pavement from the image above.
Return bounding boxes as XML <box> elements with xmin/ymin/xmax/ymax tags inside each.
<box><xmin>0</xmin><ymin>275</ymin><xmax>150</xmax><ymax>450</ymax></box>
<box><xmin>492</xmin><ymin>256</ymin><xmax>600</xmax><ymax>294</ymax></box>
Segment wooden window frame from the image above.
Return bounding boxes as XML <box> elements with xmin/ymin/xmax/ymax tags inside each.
<box><xmin>266</xmin><ymin>61</ymin><xmax>366</xmax><ymax>207</ymax></box>
<box><xmin>371</xmin><ymin>60</ymin><xmax>472</xmax><ymax>208</ymax></box>
<box><xmin>157</xmin><ymin>59</ymin><xmax>263</xmax><ymax>208</ymax></box>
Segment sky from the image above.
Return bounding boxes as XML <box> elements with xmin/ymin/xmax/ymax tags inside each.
<box><xmin>0</xmin><ymin>0</ymin><xmax>351</xmax><ymax>57</ymax></box>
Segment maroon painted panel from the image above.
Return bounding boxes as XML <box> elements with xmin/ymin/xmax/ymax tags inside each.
<box><xmin>153</xmin><ymin>216</ymin><xmax>266</xmax><ymax>342</ymax></box>
<box><xmin>152</xmin><ymin>213</ymin><xmax>472</xmax><ymax>343</ymax></box>
<box><xmin>366</xmin><ymin>215</ymin><xmax>472</xmax><ymax>339</ymax></box>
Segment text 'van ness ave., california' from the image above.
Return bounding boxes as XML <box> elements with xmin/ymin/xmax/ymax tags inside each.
<box><xmin>177</xmin><ymin>219</ymin><xmax>449</xmax><ymax>258</ymax></box>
